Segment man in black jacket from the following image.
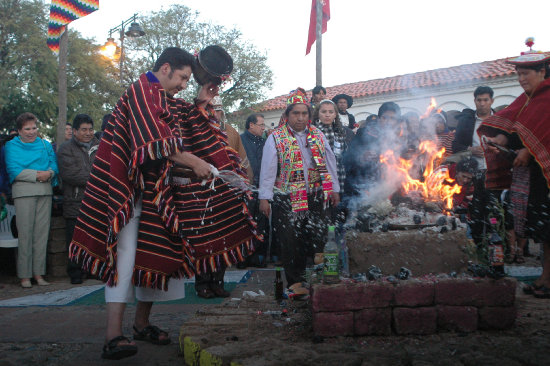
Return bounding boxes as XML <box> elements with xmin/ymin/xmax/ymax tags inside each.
<box><xmin>240</xmin><ymin>113</ymin><xmax>269</xmax><ymax>267</ymax></box>
<box><xmin>57</xmin><ymin>114</ymin><xmax>99</xmax><ymax>284</ymax></box>
<box><xmin>452</xmin><ymin>86</ymin><xmax>494</xmax><ymax>171</ymax></box>
<box><xmin>452</xmin><ymin>86</ymin><xmax>500</xmax><ymax>249</ymax></box>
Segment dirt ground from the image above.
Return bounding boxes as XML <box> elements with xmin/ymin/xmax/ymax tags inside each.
<box><xmin>1</xmin><ymin>242</ymin><xmax>549</xmax><ymax>365</ymax></box>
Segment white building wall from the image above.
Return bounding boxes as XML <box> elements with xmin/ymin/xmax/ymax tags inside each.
<box><xmin>263</xmin><ymin>76</ymin><xmax>523</xmax><ymax>128</ymax></box>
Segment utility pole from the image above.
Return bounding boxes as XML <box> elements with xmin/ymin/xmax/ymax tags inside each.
<box><xmin>56</xmin><ymin>27</ymin><xmax>68</xmax><ymax>146</ymax></box>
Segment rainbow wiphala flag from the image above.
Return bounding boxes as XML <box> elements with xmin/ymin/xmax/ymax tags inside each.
<box><xmin>47</xmin><ymin>0</ymin><xmax>99</xmax><ymax>54</ymax></box>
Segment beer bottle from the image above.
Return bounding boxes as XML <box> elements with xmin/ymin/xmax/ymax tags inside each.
<box><xmin>488</xmin><ymin>217</ymin><xmax>505</xmax><ymax>276</ymax></box>
<box><xmin>323</xmin><ymin>226</ymin><xmax>340</xmax><ymax>284</ymax></box>
<box><xmin>274</xmin><ymin>267</ymin><xmax>284</xmax><ymax>300</ymax></box>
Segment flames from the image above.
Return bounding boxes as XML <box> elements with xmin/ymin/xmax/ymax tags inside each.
<box><xmin>380</xmin><ymin>140</ymin><xmax>462</xmax><ymax>210</ymax></box>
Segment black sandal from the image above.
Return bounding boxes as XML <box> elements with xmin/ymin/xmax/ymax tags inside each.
<box><xmin>133</xmin><ymin>325</ymin><xmax>171</xmax><ymax>345</ymax></box>
<box><xmin>101</xmin><ymin>336</ymin><xmax>137</xmax><ymax>360</ymax></box>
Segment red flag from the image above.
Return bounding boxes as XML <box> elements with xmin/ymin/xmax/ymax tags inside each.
<box><xmin>306</xmin><ymin>0</ymin><xmax>330</xmax><ymax>55</ymax></box>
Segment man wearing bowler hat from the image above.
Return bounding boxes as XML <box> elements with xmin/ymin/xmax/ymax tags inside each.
<box><xmin>69</xmin><ymin>46</ymin><xmax>257</xmax><ymax>360</ymax></box>
<box><xmin>332</xmin><ymin>94</ymin><xmax>356</xmax><ymax>130</ymax></box>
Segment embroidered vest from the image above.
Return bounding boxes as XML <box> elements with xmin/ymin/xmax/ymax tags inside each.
<box><xmin>272</xmin><ymin>124</ymin><xmax>333</xmax><ymax>212</ymax></box>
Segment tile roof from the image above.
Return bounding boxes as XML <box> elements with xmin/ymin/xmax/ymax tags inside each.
<box><xmin>260</xmin><ymin>57</ymin><xmax>517</xmax><ymax>111</ymax></box>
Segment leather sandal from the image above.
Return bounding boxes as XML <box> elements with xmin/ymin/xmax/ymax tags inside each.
<box><xmin>133</xmin><ymin>325</ymin><xmax>171</xmax><ymax>345</ymax></box>
<box><xmin>101</xmin><ymin>336</ymin><xmax>137</xmax><ymax>360</ymax></box>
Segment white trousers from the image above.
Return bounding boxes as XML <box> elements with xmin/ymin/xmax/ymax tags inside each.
<box><xmin>104</xmin><ymin>201</ymin><xmax>186</xmax><ymax>303</ymax></box>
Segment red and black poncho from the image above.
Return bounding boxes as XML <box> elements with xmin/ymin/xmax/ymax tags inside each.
<box><xmin>69</xmin><ymin>73</ymin><xmax>257</xmax><ymax>290</ymax></box>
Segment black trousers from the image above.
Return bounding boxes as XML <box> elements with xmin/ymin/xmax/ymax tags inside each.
<box><xmin>272</xmin><ymin>191</ymin><xmax>328</xmax><ymax>286</ymax></box>
<box><xmin>65</xmin><ymin>218</ymin><xmax>82</xmax><ymax>280</ymax></box>
<box><xmin>245</xmin><ymin>193</ymin><xmax>270</xmax><ymax>261</ymax></box>
<box><xmin>194</xmin><ymin>264</ymin><xmax>226</xmax><ymax>292</ymax></box>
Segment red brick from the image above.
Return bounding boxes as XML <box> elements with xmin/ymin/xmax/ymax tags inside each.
<box><xmin>394</xmin><ymin>280</ymin><xmax>435</xmax><ymax>307</ymax></box>
<box><xmin>434</xmin><ymin>278</ymin><xmax>516</xmax><ymax>307</ymax></box>
<box><xmin>437</xmin><ymin>305</ymin><xmax>478</xmax><ymax>332</ymax></box>
<box><xmin>434</xmin><ymin>278</ymin><xmax>484</xmax><ymax>306</ymax></box>
<box><xmin>354</xmin><ymin>308</ymin><xmax>392</xmax><ymax>336</ymax></box>
<box><xmin>477</xmin><ymin>278</ymin><xmax>516</xmax><ymax>306</ymax></box>
<box><xmin>312</xmin><ymin>311</ymin><xmax>354</xmax><ymax>337</ymax></box>
<box><xmin>478</xmin><ymin>306</ymin><xmax>516</xmax><ymax>330</ymax></box>
<box><xmin>392</xmin><ymin>307</ymin><xmax>437</xmax><ymax>335</ymax></box>
<box><xmin>311</xmin><ymin>282</ymin><xmax>394</xmax><ymax>312</ymax></box>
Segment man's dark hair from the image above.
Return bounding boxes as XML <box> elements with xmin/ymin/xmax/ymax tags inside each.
<box><xmin>245</xmin><ymin>113</ymin><xmax>265</xmax><ymax>130</ymax></box>
<box><xmin>16</xmin><ymin>112</ymin><xmax>37</xmax><ymax>130</ymax></box>
<box><xmin>101</xmin><ymin>114</ymin><xmax>112</xmax><ymax>131</ymax></box>
<box><xmin>474</xmin><ymin>86</ymin><xmax>494</xmax><ymax>99</ymax></box>
<box><xmin>456</xmin><ymin>157</ymin><xmax>479</xmax><ymax>174</ymax></box>
<box><xmin>378</xmin><ymin>102</ymin><xmax>401</xmax><ymax>118</ymax></box>
<box><xmin>312</xmin><ymin>85</ymin><xmax>326</xmax><ymax>95</ymax></box>
<box><xmin>284</xmin><ymin>103</ymin><xmax>312</xmax><ymax>119</ymax></box>
<box><xmin>72</xmin><ymin>114</ymin><xmax>93</xmax><ymax>130</ymax></box>
<box><xmin>152</xmin><ymin>47</ymin><xmax>195</xmax><ymax>72</ymax></box>
<box><xmin>515</xmin><ymin>62</ymin><xmax>550</xmax><ymax>79</ymax></box>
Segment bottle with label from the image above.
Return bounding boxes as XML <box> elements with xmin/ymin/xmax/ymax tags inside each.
<box><xmin>487</xmin><ymin>217</ymin><xmax>505</xmax><ymax>275</ymax></box>
<box><xmin>323</xmin><ymin>225</ymin><xmax>340</xmax><ymax>284</ymax></box>
<box><xmin>274</xmin><ymin>267</ymin><xmax>284</xmax><ymax>300</ymax></box>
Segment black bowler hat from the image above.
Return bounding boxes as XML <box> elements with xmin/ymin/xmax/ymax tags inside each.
<box><xmin>332</xmin><ymin>93</ymin><xmax>353</xmax><ymax>108</ymax></box>
<box><xmin>193</xmin><ymin>45</ymin><xmax>233</xmax><ymax>86</ymax></box>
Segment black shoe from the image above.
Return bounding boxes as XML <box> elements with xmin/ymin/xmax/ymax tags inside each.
<box><xmin>210</xmin><ymin>285</ymin><xmax>231</xmax><ymax>298</ymax></box>
<box><xmin>236</xmin><ymin>262</ymin><xmax>247</xmax><ymax>269</ymax></box>
<box><xmin>196</xmin><ymin>288</ymin><xmax>216</xmax><ymax>299</ymax></box>
<box><xmin>70</xmin><ymin>277</ymin><xmax>83</xmax><ymax>284</ymax></box>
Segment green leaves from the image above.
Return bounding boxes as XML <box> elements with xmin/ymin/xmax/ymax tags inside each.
<box><xmin>0</xmin><ymin>0</ymin><xmax>121</xmax><ymax>138</ymax></box>
<box><xmin>123</xmin><ymin>4</ymin><xmax>273</xmax><ymax>130</ymax></box>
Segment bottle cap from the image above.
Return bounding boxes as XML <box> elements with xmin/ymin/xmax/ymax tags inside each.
<box><xmin>328</xmin><ymin>225</ymin><xmax>335</xmax><ymax>231</ymax></box>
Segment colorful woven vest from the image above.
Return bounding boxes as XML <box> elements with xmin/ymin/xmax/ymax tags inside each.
<box><xmin>272</xmin><ymin>124</ymin><xmax>333</xmax><ymax>212</ymax></box>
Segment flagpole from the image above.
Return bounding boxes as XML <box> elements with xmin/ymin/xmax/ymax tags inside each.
<box><xmin>315</xmin><ymin>0</ymin><xmax>322</xmax><ymax>86</ymax></box>
<box><xmin>56</xmin><ymin>27</ymin><xmax>68</xmax><ymax>145</ymax></box>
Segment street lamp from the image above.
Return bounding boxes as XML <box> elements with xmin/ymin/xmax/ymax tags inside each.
<box><xmin>102</xmin><ymin>13</ymin><xmax>145</xmax><ymax>83</ymax></box>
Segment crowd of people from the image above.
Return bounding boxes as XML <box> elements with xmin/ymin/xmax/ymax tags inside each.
<box><xmin>0</xmin><ymin>42</ymin><xmax>549</xmax><ymax>360</ymax></box>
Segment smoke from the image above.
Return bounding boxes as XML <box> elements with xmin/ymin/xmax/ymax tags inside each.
<box><xmin>345</xmin><ymin>122</ymin><xmax>412</xmax><ymax>211</ymax></box>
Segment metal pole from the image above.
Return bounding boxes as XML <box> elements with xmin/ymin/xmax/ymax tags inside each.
<box><xmin>315</xmin><ymin>0</ymin><xmax>322</xmax><ymax>86</ymax></box>
<box><xmin>119</xmin><ymin>27</ymin><xmax>124</xmax><ymax>84</ymax></box>
<box><xmin>56</xmin><ymin>27</ymin><xmax>68</xmax><ymax>145</ymax></box>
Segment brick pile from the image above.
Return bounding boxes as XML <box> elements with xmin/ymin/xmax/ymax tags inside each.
<box><xmin>311</xmin><ymin>277</ymin><xmax>517</xmax><ymax>336</ymax></box>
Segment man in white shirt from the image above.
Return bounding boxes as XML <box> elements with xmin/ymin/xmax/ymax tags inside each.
<box><xmin>259</xmin><ymin>88</ymin><xmax>340</xmax><ymax>290</ymax></box>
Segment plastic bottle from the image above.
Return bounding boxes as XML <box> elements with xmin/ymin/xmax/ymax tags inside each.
<box><xmin>323</xmin><ymin>226</ymin><xmax>340</xmax><ymax>284</ymax></box>
<box><xmin>274</xmin><ymin>267</ymin><xmax>284</xmax><ymax>300</ymax></box>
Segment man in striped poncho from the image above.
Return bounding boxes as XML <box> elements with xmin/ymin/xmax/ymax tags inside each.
<box><xmin>69</xmin><ymin>48</ymin><xmax>257</xmax><ymax>360</ymax></box>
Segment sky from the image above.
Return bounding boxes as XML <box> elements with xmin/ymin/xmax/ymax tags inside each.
<box><xmin>70</xmin><ymin>0</ymin><xmax>550</xmax><ymax>100</ymax></box>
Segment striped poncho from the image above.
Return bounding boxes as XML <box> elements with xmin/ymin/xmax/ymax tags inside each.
<box><xmin>69</xmin><ymin>73</ymin><xmax>257</xmax><ymax>290</ymax></box>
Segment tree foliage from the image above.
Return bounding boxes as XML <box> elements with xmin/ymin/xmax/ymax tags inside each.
<box><xmin>0</xmin><ymin>0</ymin><xmax>121</xmax><ymax>139</ymax></box>
<box><xmin>123</xmin><ymin>4</ymin><xmax>273</xmax><ymax>128</ymax></box>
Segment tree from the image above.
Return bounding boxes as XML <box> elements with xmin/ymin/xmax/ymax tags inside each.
<box><xmin>0</xmin><ymin>0</ymin><xmax>121</xmax><ymax>139</ymax></box>
<box><xmin>123</xmin><ymin>4</ymin><xmax>273</xmax><ymax>129</ymax></box>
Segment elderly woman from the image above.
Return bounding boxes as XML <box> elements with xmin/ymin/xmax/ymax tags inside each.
<box><xmin>5</xmin><ymin>112</ymin><xmax>58</xmax><ymax>288</ymax></box>
<box><xmin>478</xmin><ymin>40</ymin><xmax>550</xmax><ymax>297</ymax></box>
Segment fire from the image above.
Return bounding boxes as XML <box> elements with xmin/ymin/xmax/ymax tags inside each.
<box><xmin>380</xmin><ymin>140</ymin><xmax>462</xmax><ymax>210</ymax></box>
<box><xmin>421</xmin><ymin>97</ymin><xmax>438</xmax><ymax>119</ymax></box>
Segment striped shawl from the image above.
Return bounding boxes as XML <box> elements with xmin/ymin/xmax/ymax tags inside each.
<box><xmin>69</xmin><ymin>73</ymin><xmax>257</xmax><ymax>290</ymax></box>
<box><xmin>478</xmin><ymin>78</ymin><xmax>550</xmax><ymax>190</ymax></box>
